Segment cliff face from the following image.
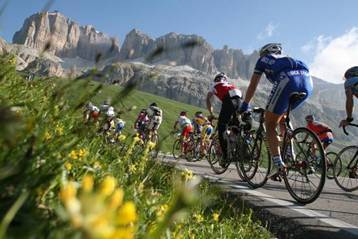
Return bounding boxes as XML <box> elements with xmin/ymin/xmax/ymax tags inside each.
<box><xmin>13</xmin><ymin>12</ymin><xmax>120</xmax><ymax>62</ymax></box>
<box><xmin>119</xmin><ymin>30</ymin><xmax>217</xmax><ymax>74</ymax></box>
<box><xmin>213</xmin><ymin>46</ymin><xmax>259</xmax><ymax>80</ymax></box>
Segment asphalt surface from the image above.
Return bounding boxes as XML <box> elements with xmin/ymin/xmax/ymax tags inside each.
<box><xmin>160</xmin><ymin>155</ymin><xmax>358</xmax><ymax>239</ymax></box>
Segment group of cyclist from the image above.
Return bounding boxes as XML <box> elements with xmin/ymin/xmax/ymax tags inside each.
<box><xmin>84</xmin><ymin>42</ymin><xmax>357</xmax><ymax>180</ymax></box>
<box><xmin>173</xmin><ymin>111</ymin><xmax>214</xmax><ymax>157</ymax></box>
<box><xmin>84</xmin><ymin>100</ymin><xmax>163</xmax><ymax>143</ymax></box>
<box><xmin>206</xmin><ymin>43</ymin><xmax>357</xmax><ymax>178</ymax></box>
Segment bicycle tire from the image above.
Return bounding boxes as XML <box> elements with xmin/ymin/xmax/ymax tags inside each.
<box><xmin>333</xmin><ymin>145</ymin><xmax>358</xmax><ymax>192</ymax></box>
<box><xmin>240</xmin><ymin>131</ymin><xmax>271</xmax><ymax>188</ymax></box>
<box><xmin>326</xmin><ymin>151</ymin><xmax>338</xmax><ymax>180</ymax></box>
<box><xmin>207</xmin><ymin>137</ymin><xmax>229</xmax><ymax>174</ymax></box>
<box><xmin>283</xmin><ymin>127</ymin><xmax>326</xmax><ymax>204</ymax></box>
<box><xmin>172</xmin><ymin>139</ymin><xmax>181</xmax><ymax>160</ymax></box>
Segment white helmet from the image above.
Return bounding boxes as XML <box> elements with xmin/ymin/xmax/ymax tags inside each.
<box><xmin>106</xmin><ymin>107</ymin><xmax>115</xmax><ymax>117</ymax></box>
<box><xmin>259</xmin><ymin>43</ymin><xmax>282</xmax><ymax>57</ymax></box>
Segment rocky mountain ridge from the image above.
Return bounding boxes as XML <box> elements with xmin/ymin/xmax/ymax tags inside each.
<box><xmin>13</xmin><ymin>12</ymin><xmax>120</xmax><ymax>62</ymax></box>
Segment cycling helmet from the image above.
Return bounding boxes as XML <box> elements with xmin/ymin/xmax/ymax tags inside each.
<box><xmin>344</xmin><ymin>66</ymin><xmax>358</xmax><ymax>80</ymax></box>
<box><xmin>106</xmin><ymin>107</ymin><xmax>115</xmax><ymax>117</ymax></box>
<box><xmin>259</xmin><ymin>43</ymin><xmax>282</xmax><ymax>57</ymax></box>
<box><xmin>305</xmin><ymin>114</ymin><xmax>314</xmax><ymax>122</ymax></box>
<box><xmin>214</xmin><ymin>72</ymin><xmax>227</xmax><ymax>82</ymax></box>
<box><xmin>180</xmin><ymin>111</ymin><xmax>187</xmax><ymax>116</ymax></box>
<box><xmin>195</xmin><ymin>111</ymin><xmax>203</xmax><ymax>117</ymax></box>
<box><xmin>150</xmin><ymin>102</ymin><xmax>157</xmax><ymax>107</ymax></box>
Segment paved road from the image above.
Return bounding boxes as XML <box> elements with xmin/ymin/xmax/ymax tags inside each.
<box><xmin>160</xmin><ymin>155</ymin><xmax>358</xmax><ymax>239</ymax></box>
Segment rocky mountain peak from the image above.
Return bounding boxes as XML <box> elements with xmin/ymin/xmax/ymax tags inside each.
<box><xmin>12</xmin><ymin>11</ymin><xmax>120</xmax><ymax>62</ymax></box>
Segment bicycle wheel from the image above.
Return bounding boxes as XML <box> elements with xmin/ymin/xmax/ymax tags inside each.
<box><xmin>172</xmin><ymin>139</ymin><xmax>182</xmax><ymax>160</ymax></box>
<box><xmin>326</xmin><ymin>151</ymin><xmax>338</xmax><ymax>180</ymax></box>
<box><xmin>334</xmin><ymin>145</ymin><xmax>358</xmax><ymax>192</ymax></box>
<box><xmin>240</xmin><ymin>130</ymin><xmax>271</xmax><ymax>188</ymax></box>
<box><xmin>185</xmin><ymin>138</ymin><xmax>197</xmax><ymax>162</ymax></box>
<box><xmin>282</xmin><ymin>127</ymin><xmax>326</xmax><ymax>204</ymax></box>
<box><xmin>207</xmin><ymin>136</ymin><xmax>229</xmax><ymax>174</ymax></box>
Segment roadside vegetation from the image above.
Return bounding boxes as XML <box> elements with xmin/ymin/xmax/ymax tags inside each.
<box><xmin>0</xmin><ymin>54</ymin><xmax>271</xmax><ymax>239</ymax></box>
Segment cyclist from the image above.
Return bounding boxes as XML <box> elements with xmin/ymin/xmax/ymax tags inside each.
<box><xmin>100</xmin><ymin>100</ymin><xmax>111</xmax><ymax>113</ymax></box>
<box><xmin>101</xmin><ymin>106</ymin><xmax>116</xmax><ymax>137</ymax></box>
<box><xmin>339</xmin><ymin>66</ymin><xmax>358</xmax><ymax>128</ymax></box>
<box><xmin>200</xmin><ymin>115</ymin><xmax>215</xmax><ymax>156</ymax></box>
<box><xmin>114</xmin><ymin>116</ymin><xmax>126</xmax><ymax>136</ymax></box>
<box><xmin>173</xmin><ymin>111</ymin><xmax>193</xmax><ymax>155</ymax></box>
<box><xmin>192</xmin><ymin>111</ymin><xmax>207</xmax><ymax>136</ymax></box>
<box><xmin>134</xmin><ymin>108</ymin><xmax>149</xmax><ymax>134</ymax></box>
<box><xmin>84</xmin><ymin>102</ymin><xmax>100</xmax><ymax>123</ymax></box>
<box><xmin>145</xmin><ymin>103</ymin><xmax>163</xmax><ymax>141</ymax></box>
<box><xmin>305</xmin><ymin>115</ymin><xmax>334</xmax><ymax>149</ymax></box>
<box><xmin>240</xmin><ymin>43</ymin><xmax>313</xmax><ymax>176</ymax></box>
<box><xmin>206</xmin><ymin>72</ymin><xmax>242</xmax><ymax>162</ymax></box>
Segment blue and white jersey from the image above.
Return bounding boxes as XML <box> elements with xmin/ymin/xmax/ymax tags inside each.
<box><xmin>254</xmin><ymin>54</ymin><xmax>310</xmax><ymax>84</ymax></box>
<box><xmin>344</xmin><ymin>77</ymin><xmax>358</xmax><ymax>95</ymax></box>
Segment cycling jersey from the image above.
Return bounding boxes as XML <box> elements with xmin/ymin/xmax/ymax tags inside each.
<box><xmin>210</xmin><ymin>80</ymin><xmax>242</xmax><ymax>102</ymax></box>
<box><xmin>177</xmin><ymin>116</ymin><xmax>192</xmax><ymax>130</ymax></box>
<box><xmin>254</xmin><ymin>54</ymin><xmax>313</xmax><ymax>114</ymax></box>
<box><xmin>254</xmin><ymin>54</ymin><xmax>309</xmax><ymax>83</ymax></box>
<box><xmin>192</xmin><ymin>116</ymin><xmax>209</xmax><ymax>135</ymax></box>
<box><xmin>307</xmin><ymin>121</ymin><xmax>334</xmax><ymax>142</ymax></box>
<box><xmin>201</xmin><ymin>124</ymin><xmax>213</xmax><ymax>141</ymax></box>
<box><xmin>344</xmin><ymin>77</ymin><xmax>358</xmax><ymax>95</ymax></box>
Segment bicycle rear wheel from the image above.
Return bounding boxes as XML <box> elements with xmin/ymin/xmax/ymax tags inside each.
<box><xmin>283</xmin><ymin>127</ymin><xmax>326</xmax><ymax>204</ymax></box>
<box><xmin>334</xmin><ymin>146</ymin><xmax>358</xmax><ymax>192</ymax></box>
<box><xmin>239</xmin><ymin>131</ymin><xmax>271</xmax><ymax>188</ymax></box>
<box><xmin>207</xmin><ymin>136</ymin><xmax>229</xmax><ymax>174</ymax></box>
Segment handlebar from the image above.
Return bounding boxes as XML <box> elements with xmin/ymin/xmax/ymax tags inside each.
<box><xmin>343</xmin><ymin>123</ymin><xmax>358</xmax><ymax>135</ymax></box>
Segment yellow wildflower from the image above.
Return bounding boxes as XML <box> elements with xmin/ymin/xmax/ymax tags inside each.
<box><xmin>60</xmin><ymin>182</ymin><xmax>77</xmax><ymax>207</ymax></box>
<box><xmin>181</xmin><ymin>169</ymin><xmax>193</xmax><ymax>181</ymax></box>
<box><xmin>128</xmin><ymin>164</ymin><xmax>137</xmax><ymax>174</ymax></box>
<box><xmin>78</xmin><ymin>148</ymin><xmax>88</xmax><ymax>158</ymax></box>
<box><xmin>55</xmin><ymin>124</ymin><xmax>64</xmax><ymax>136</ymax></box>
<box><xmin>44</xmin><ymin>131</ymin><xmax>52</xmax><ymax>141</ymax></box>
<box><xmin>82</xmin><ymin>175</ymin><xmax>94</xmax><ymax>193</ymax></box>
<box><xmin>194</xmin><ymin>213</ymin><xmax>204</xmax><ymax>223</ymax></box>
<box><xmin>65</xmin><ymin>162</ymin><xmax>73</xmax><ymax>171</ymax></box>
<box><xmin>156</xmin><ymin>204</ymin><xmax>168</xmax><ymax>218</ymax></box>
<box><xmin>100</xmin><ymin>176</ymin><xmax>117</xmax><ymax>197</ymax></box>
<box><xmin>118</xmin><ymin>134</ymin><xmax>126</xmax><ymax>142</ymax></box>
<box><xmin>109</xmin><ymin>189</ymin><xmax>124</xmax><ymax>209</ymax></box>
<box><xmin>69</xmin><ymin>150</ymin><xmax>78</xmax><ymax>160</ymax></box>
<box><xmin>117</xmin><ymin>202</ymin><xmax>137</xmax><ymax>225</ymax></box>
<box><xmin>212</xmin><ymin>212</ymin><xmax>220</xmax><ymax>222</ymax></box>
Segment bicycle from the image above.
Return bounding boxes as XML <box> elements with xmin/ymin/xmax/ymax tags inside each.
<box><xmin>207</xmin><ymin>113</ymin><xmax>250</xmax><ymax>179</ymax></box>
<box><xmin>172</xmin><ymin>132</ymin><xmax>199</xmax><ymax>162</ymax></box>
<box><xmin>333</xmin><ymin>123</ymin><xmax>358</xmax><ymax>192</ymax></box>
<box><xmin>237</xmin><ymin>107</ymin><xmax>271</xmax><ymax>188</ymax></box>
<box><xmin>240</xmin><ymin>92</ymin><xmax>326</xmax><ymax>204</ymax></box>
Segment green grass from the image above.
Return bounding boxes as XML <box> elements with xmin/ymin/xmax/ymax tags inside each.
<box><xmin>0</xmin><ymin>54</ymin><xmax>271</xmax><ymax>239</ymax></box>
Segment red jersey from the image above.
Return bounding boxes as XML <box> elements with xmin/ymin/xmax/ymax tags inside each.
<box><xmin>210</xmin><ymin>80</ymin><xmax>240</xmax><ymax>102</ymax></box>
<box><xmin>307</xmin><ymin>121</ymin><xmax>333</xmax><ymax>141</ymax></box>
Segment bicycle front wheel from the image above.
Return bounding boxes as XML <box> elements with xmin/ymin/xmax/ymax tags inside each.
<box><xmin>283</xmin><ymin>127</ymin><xmax>326</xmax><ymax>204</ymax></box>
<box><xmin>172</xmin><ymin>139</ymin><xmax>181</xmax><ymax>160</ymax></box>
<box><xmin>334</xmin><ymin>146</ymin><xmax>358</xmax><ymax>192</ymax></box>
<box><xmin>207</xmin><ymin>137</ymin><xmax>229</xmax><ymax>174</ymax></box>
<box><xmin>240</xmin><ymin>131</ymin><xmax>271</xmax><ymax>188</ymax></box>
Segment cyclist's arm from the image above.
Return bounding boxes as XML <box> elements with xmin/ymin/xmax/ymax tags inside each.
<box><xmin>206</xmin><ymin>92</ymin><xmax>214</xmax><ymax>116</ymax></box>
<box><xmin>243</xmin><ymin>73</ymin><xmax>262</xmax><ymax>104</ymax></box>
<box><xmin>345</xmin><ymin>87</ymin><xmax>354</xmax><ymax>119</ymax></box>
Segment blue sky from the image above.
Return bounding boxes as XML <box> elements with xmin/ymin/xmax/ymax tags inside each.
<box><xmin>0</xmin><ymin>0</ymin><xmax>357</xmax><ymax>83</ymax></box>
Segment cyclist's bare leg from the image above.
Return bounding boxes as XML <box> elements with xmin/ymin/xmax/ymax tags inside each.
<box><xmin>265</xmin><ymin>111</ymin><xmax>284</xmax><ymax>158</ymax></box>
